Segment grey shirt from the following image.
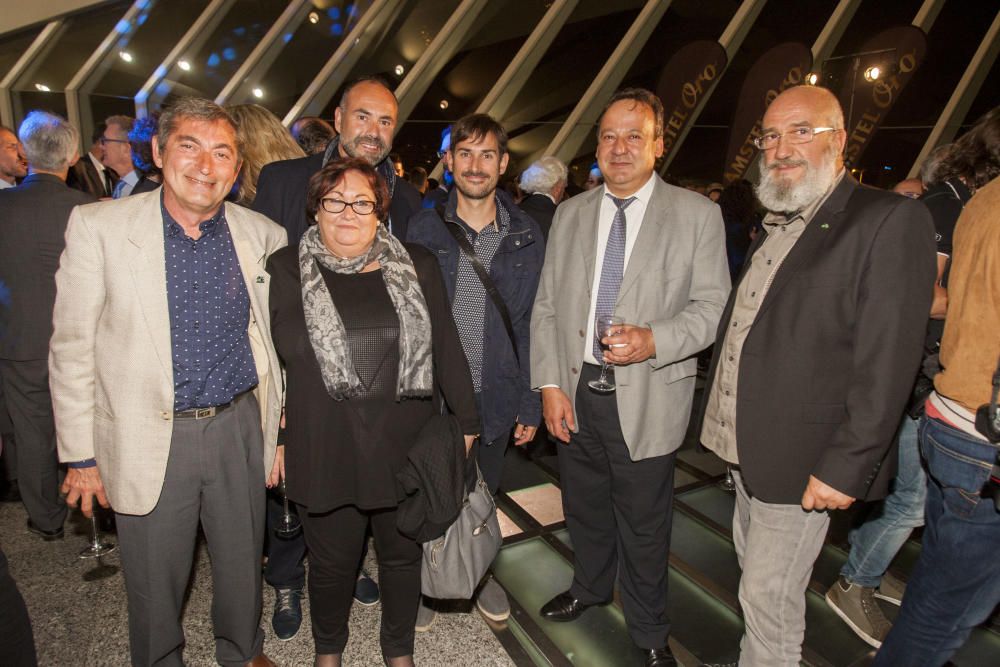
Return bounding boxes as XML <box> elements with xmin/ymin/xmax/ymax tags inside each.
<box><xmin>701</xmin><ymin>171</ymin><xmax>844</xmax><ymax>463</ymax></box>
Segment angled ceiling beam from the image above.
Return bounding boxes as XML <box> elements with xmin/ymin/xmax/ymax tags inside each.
<box><xmin>135</xmin><ymin>0</ymin><xmax>235</xmax><ymax>117</ymax></box>
<box><xmin>65</xmin><ymin>0</ymin><xmax>158</xmax><ymax>151</ymax></box>
<box><xmin>544</xmin><ymin>0</ymin><xmax>673</xmax><ymax>164</ymax></box>
<box><xmin>428</xmin><ymin>0</ymin><xmax>580</xmax><ymax>179</ymax></box>
<box><xmin>907</xmin><ymin>8</ymin><xmax>1000</xmax><ymax>178</ymax></box>
<box><xmin>393</xmin><ymin>0</ymin><xmax>491</xmax><ymax>125</ymax></box>
<box><xmin>912</xmin><ymin>0</ymin><xmax>947</xmax><ymax>33</ymax></box>
<box><xmin>215</xmin><ymin>0</ymin><xmax>312</xmax><ymax>106</ymax></box>
<box><xmin>659</xmin><ymin>0</ymin><xmax>768</xmax><ymax>173</ymax></box>
<box><xmin>811</xmin><ymin>0</ymin><xmax>862</xmax><ymax>65</ymax></box>
<box><xmin>283</xmin><ymin>0</ymin><xmax>406</xmax><ymax>125</ymax></box>
<box><xmin>0</xmin><ymin>21</ymin><xmax>65</xmax><ymax>128</ymax></box>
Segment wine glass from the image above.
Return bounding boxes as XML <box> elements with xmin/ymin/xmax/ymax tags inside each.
<box><xmin>79</xmin><ymin>511</ymin><xmax>116</xmax><ymax>560</ymax></box>
<box><xmin>718</xmin><ymin>465</ymin><xmax>736</xmax><ymax>492</ymax></box>
<box><xmin>588</xmin><ymin>315</ymin><xmax>625</xmax><ymax>393</ymax></box>
<box><xmin>275</xmin><ymin>478</ymin><xmax>302</xmax><ymax>539</ymax></box>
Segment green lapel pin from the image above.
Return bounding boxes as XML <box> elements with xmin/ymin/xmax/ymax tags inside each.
<box><xmin>821</xmin><ymin>223</ymin><xmax>829</xmax><ymax>229</ymax></box>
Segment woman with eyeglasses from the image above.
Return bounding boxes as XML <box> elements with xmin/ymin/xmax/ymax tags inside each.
<box><xmin>266</xmin><ymin>157</ymin><xmax>479</xmax><ymax>667</ymax></box>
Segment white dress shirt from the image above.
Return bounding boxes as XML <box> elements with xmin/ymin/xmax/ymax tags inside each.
<box><xmin>582</xmin><ymin>172</ymin><xmax>657</xmax><ymax>365</ymax></box>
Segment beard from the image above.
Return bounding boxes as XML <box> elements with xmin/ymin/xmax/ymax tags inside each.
<box><xmin>340</xmin><ymin>133</ymin><xmax>390</xmax><ymax>166</ymax></box>
<box><xmin>756</xmin><ymin>145</ymin><xmax>840</xmax><ymax>213</ymax></box>
<box><xmin>454</xmin><ymin>171</ymin><xmax>498</xmax><ymax>200</ymax></box>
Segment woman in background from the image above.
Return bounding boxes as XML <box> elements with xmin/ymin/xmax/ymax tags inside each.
<box><xmin>227</xmin><ymin>103</ymin><xmax>305</xmax><ymax>206</ymax></box>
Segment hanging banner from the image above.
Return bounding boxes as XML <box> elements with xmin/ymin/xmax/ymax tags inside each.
<box><xmin>656</xmin><ymin>40</ymin><xmax>728</xmax><ymax>165</ymax></box>
<box><xmin>838</xmin><ymin>25</ymin><xmax>927</xmax><ymax>167</ymax></box>
<box><xmin>723</xmin><ymin>42</ymin><xmax>813</xmax><ymax>184</ymax></box>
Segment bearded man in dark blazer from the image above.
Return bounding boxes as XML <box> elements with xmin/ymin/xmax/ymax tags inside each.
<box><xmin>700</xmin><ymin>85</ymin><xmax>937</xmax><ymax>666</ymax></box>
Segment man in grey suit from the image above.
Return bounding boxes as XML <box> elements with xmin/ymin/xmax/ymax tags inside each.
<box><xmin>52</xmin><ymin>98</ymin><xmax>286</xmax><ymax>667</ymax></box>
<box><xmin>531</xmin><ymin>88</ymin><xmax>730</xmax><ymax>667</ymax></box>
<box><xmin>0</xmin><ymin>111</ymin><xmax>94</xmax><ymax>540</ymax></box>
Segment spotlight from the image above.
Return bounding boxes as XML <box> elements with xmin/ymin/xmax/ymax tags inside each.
<box><xmin>252</xmin><ymin>87</ymin><xmax>264</xmax><ymax>99</ymax></box>
<box><xmin>35</xmin><ymin>83</ymin><xmax>51</xmax><ymax>92</ymax></box>
<box><xmin>805</xmin><ymin>72</ymin><xmax>819</xmax><ymax>86</ymax></box>
<box><xmin>177</xmin><ymin>59</ymin><xmax>191</xmax><ymax>71</ymax></box>
<box><xmin>308</xmin><ymin>11</ymin><xmax>319</xmax><ymax>24</ymax></box>
<box><xmin>119</xmin><ymin>51</ymin><xmax>133</xmax><ymax>63</ymax></box>
<box><xmin>394</xmin><ymin>64</ymin><xmax>405</xmax><ymax>76</ymax></box>
<box><xmin>439</xmin><ymin>99</ymin><xmax>449</xmax><ymax>110</ymax></box>
<box><xmin>864</xmin><ymin>66</ymin><xmax>881</xmax><ymax>82</ymax></box>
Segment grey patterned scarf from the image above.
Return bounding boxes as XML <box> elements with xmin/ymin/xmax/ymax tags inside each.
<box><xmin>298</xmin><ymin>223</ymin><xmax>433</xmax><ymax>400</ymax></box>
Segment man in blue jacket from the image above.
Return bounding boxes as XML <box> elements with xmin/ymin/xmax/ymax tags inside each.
<box><xmin>407</xmin><ymin>112</ymin><xmax>543</xmax><ymax>626</ymax></box>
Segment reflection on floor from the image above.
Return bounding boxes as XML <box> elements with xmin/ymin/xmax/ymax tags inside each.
<box><xmin>488</xmin><ymin>403</ymin><xmax>1000</xmax><ymax>666</ymax></box>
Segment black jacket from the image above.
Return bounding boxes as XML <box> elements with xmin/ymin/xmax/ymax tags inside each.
<box><xmin>517</xmin><ymin>192</ymin><xmax>557</xmax><ymax>241</ymax></box>
<box><xmin>253</xmin><ymin>151</ymin><xmax>421</xmax><ymax>244</ymax></box>
<box><xmin>0</xmin><ymin>174</ymin><xmax>95</xmax><ymax>359</ymax></box>
<box><xmin>702</xmin><ymin>176</ymin><xmax>937</xmax><ymax>504</ymax></box>
<box><xmin>395</xmin><ymin>414</ymin><xmax>470</xmax><ymax>543</ymax></box>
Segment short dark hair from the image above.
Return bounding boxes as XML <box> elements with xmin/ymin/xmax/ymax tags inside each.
<box><xmin>306</xmin><ymin>157</ymin><xmax>390</xmax><ymax>221</ymax></box>
<box><xmin>448</xmin><ymin>113</ymin><xmax>508</xmax><ymax>156</ymax></box>
<box><xmin>408</xmin><ymin>165</ymin><xmax>428</xmax><ymax>190</ymax></box>
<box><xmin>290</xmin><ymin>116</ymin><xmax>335</xmax><ymax>155</ymax></box>
<box><xmin>338</xmin><ymin>75</ymin><xmax>394</xmax><ymax>109</ymax></box>
<box><xmin>598</xmin><ymin>88</ymin><xmax>664</xmax><ymax>139</ymax></box>
<box><xmin>158</xmin><ymin>97</ymin><xmax>241</xmax><ymax>159</ymax></box>
<box><xmin>91</xmin><ymin>123</ymin><xmax>107</xmax><ymax>146</ymax></box>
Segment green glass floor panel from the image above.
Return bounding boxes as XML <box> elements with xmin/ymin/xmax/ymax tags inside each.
<box><xmin>669</xmin><ymin>511</ymin><xmax>741</xmax><ymax>593</ymax></box>
<box><xmin>676</xmin><ymin>485</ymin><xmax>735</xmax><ymax>528</ymax></box>
<box><xmin>553</xmin><ymin>528</ymin><xmax>572</xmax><ymax>550</ymax></box>
<box><xmin>810</xmin><ymin>544</ymin><xmax>848</xmax><ymax>589</ymax></box>
<box><xmin>506</xmin><ymin>616</ymin><xmax>552</xmax><ymax>667</ymax></box>
<box><xmin>493</xmin><ymin>537</ymin><xmax>643</xmax><ymax>666</ymax></box>
<box><xmin>954</xmin><ymin>625</ymin><xmax>1000</xmax><ymax>666</ymax></box>
<box><xmin>674</xmin><ymin>467</ymin><xmax>701</xmax><ymax>488</ymax></box>
<box><xmin>666</xmin><ymin>568</ymin><xmax>744</xmax><ymax>664</ymax></box>
<box><xmin>803</xmin><ymin>588</ymin><xmax>873</xmax><ymax>665</ymax></box>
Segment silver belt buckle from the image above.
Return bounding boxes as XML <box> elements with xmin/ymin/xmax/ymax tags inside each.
<box><xmin>194</xmin><ymin>407</ymin><xmax>216</xmax><ymax>419</ymax></box>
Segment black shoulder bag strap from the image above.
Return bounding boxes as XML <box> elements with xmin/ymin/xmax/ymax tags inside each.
<box><xmin>436</xmin><ymin>204</ymin><xmax>519</xmax><ymax>363</ymax></box>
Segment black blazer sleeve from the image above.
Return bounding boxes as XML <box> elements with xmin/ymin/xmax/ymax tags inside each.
<box><xmin>406</xmin><ymin>243</ymin><xmax>480</xmax><ymax>435</ymax></box>
<box><xmin>389</xmin><ymin>178</ymin><xmax>422</xmax><ymax>241</ymax></box>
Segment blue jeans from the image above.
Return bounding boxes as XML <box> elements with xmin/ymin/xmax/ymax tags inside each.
<box><xmin>873</xmin><ymin>416</ymin><xmax>1000</xmax><ymax>667</ymax></box>
<box><xmin>841</xmin><ymin>415</ymin><xmax>926</xmax><ymax>587</ymax></box>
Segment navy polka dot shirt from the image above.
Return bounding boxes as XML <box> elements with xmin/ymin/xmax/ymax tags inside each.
<box><xmin>162</xmin><ymin>200</ymin><xmax>258</xmax><ymax>411</ymax></box>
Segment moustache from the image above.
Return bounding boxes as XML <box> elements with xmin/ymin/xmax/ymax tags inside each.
<box><xmin>351</xmin><ymin>135</ymin><xmax>386</xmax><ymax>150</ymax></box>
<box><xmin>766</xmin><ymin>158</ymin><xmax>808</xmax><ymax>171</ymax></box>
<box><xmin>461</xmin><ymin>172</ymin><xmax>490</xmax><ymax>180</ymax></box>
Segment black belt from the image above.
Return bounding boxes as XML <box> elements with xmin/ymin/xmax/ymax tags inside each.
<box><xmin>174</xmin><ymin>392</ymin><xmax>247</xmax><ymax>420</ymax></box>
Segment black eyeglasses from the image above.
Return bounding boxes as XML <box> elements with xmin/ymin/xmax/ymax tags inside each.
<box><xmin>320</xmin><ymin>198</ymin><xmax>376</xmax><ymax>215</ymax></box>
<box><xmin>753</xmin><ymin>126</ymin><xmax>838</xmax><ymax>151</ymax></box>
<box><xmin>100</xmin><ymin>137</ymin><xmax>129</xmax><ymax>145</ymax></box>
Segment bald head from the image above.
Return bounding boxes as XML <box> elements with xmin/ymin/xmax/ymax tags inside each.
<box><xmin>769</xmin><ymin>85</ymin><xmax>844</xmax><ymax>132</ymax></box>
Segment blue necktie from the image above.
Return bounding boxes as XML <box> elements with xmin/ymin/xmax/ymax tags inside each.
<box><xmin>594</xmin><ymin>194</ymin><xmax>635</xmax><ymax>359</ymax></box>
<box><xmin>112</xmin><ymin>179</ymin><xmax>127</xmax><ymax>199</ymax></box>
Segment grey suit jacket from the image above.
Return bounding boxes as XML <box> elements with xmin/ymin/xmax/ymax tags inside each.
<box><xmin>49</xmin><ymin>191</ymin><xmax>288</xmax><ymax>515</ymax></box>
<box><xmin>0</xmin><ymin>174</ymin><xmax>95</xmax><ymax>360</ymax></box>
<box><xmin>531</xmin><ymin>176</ymin><xmax>730</xmax><ymax>460</ymax></box>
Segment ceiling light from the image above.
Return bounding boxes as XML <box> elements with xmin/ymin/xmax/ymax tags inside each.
<box><xmin>805</xmin><ymin>72</ymin><xmax>819</xmax><ymax>86</ymax></box>
<box><xmin>864</xmin><ymin>66</ymin><xmax>881</xmax><ymax>82</ymax></box>
<box><xmin>119</xmin><ymin>50</ymin><xmax>133</xmax><ymax>63</ymax></box>
<box><xmin>35</xmin><ymin>83</ymin><xmax>50</xmax><ymax>92</ymax></box>
<box><xmin>178</xmin><ymin>59</ymin><xmax>191</xmax><ymax>71</ymax></box>
<box><xmin>439</xmin><ymin>99</ymin><xmax>449</xmax><ymax>110</ymax></box>
<box><xmin>308</xmin><ymin>11</ymin><xmax>319</xmax><ymax>24</ymax></box>
<box><xmin>394</xmin><ymin>64</ymin><xmax>405</xmax><ymax>76</ymax></box>
<box><xmin>252</xmin><ymin>87</ymin><xmax>264</xmax><ymax>99</ymax></box>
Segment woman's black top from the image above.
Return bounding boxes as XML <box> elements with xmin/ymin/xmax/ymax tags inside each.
<box><xmin>267</xmin><ymin>243</ymin><xmax>479</xmax><ymax>513</ymax></box>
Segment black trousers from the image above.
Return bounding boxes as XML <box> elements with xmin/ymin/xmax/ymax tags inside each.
<box><xmin>559</xmin><ymin>364</ymin><xmax>676</xmax><ymax>650</ymax></box>
<box><xmin>300</xmin><ymin>503</ymin><xmax>421</xmax><ymax>657</ymax></box>
<box><xmin>264</xmin><ymin>490</ymin><xmax>306</xmax><ymax>589</ymax></box>
<box><xmin>0</xmin><ymin>359</ymin><xmax>66</xmax><ymax>532</ymax></box>
<box><xmin>0</xmin><ymin>547</ymin><xmax>36</xmax><ymax>666</ymax></box>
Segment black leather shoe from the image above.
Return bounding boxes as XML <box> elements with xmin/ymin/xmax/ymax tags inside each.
<box><xmin>271</xmin><ymin>587</ymin><xmax>303</xmax><ymax>640</ymax></box>
<box><xmin>644</xmin><ymin>646</ymin><xmax>677</xmax><ymax>666</ymax></box>
<box><xmin>539</xmin><ymin>591</ymin><xmax>596</xmax><ymax>622</ymax></box>
<box><xmin>26</xmin><ymin>519</ymin><xmax>63</xmax><ymax>541</ymax></box>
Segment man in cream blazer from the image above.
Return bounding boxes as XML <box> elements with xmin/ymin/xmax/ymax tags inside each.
<box><xmin>531</xmin><ymin>89</ymin><xmax>729</xmax><ymax>667</ymax></box>
<box><xmin>50</xmin><ymin>98</ymin><xmax>286</xmax><ymax>667</ymax></box>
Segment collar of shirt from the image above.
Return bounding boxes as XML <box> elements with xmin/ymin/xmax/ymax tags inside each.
<box><xmin>88</xmin><ymin>152</ymin><xmax>105</xmax><ymax>173</ymax></box>
<box><xmin>456</xmin><ymin>194</ymin><xmax>511</xmax><ymax>238</ymax></box>
<box><xmin>0</xmin><ymin>177</ymin><xmax>14</xmax><ymax>189</ymax></box>
<box><xmin>763</xmin><ymin>168</ymin><xmax>845</xmax><ymax>230</ymax></box>
<box><xmin>161</xmin><ymin>193</ymin><xmax>225</xmax><ymax>240</ymax></box>
<box><xmin>122</xmin><ymin>170</ymin><xmax>140</xmax><ymax>187</ymax></box>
